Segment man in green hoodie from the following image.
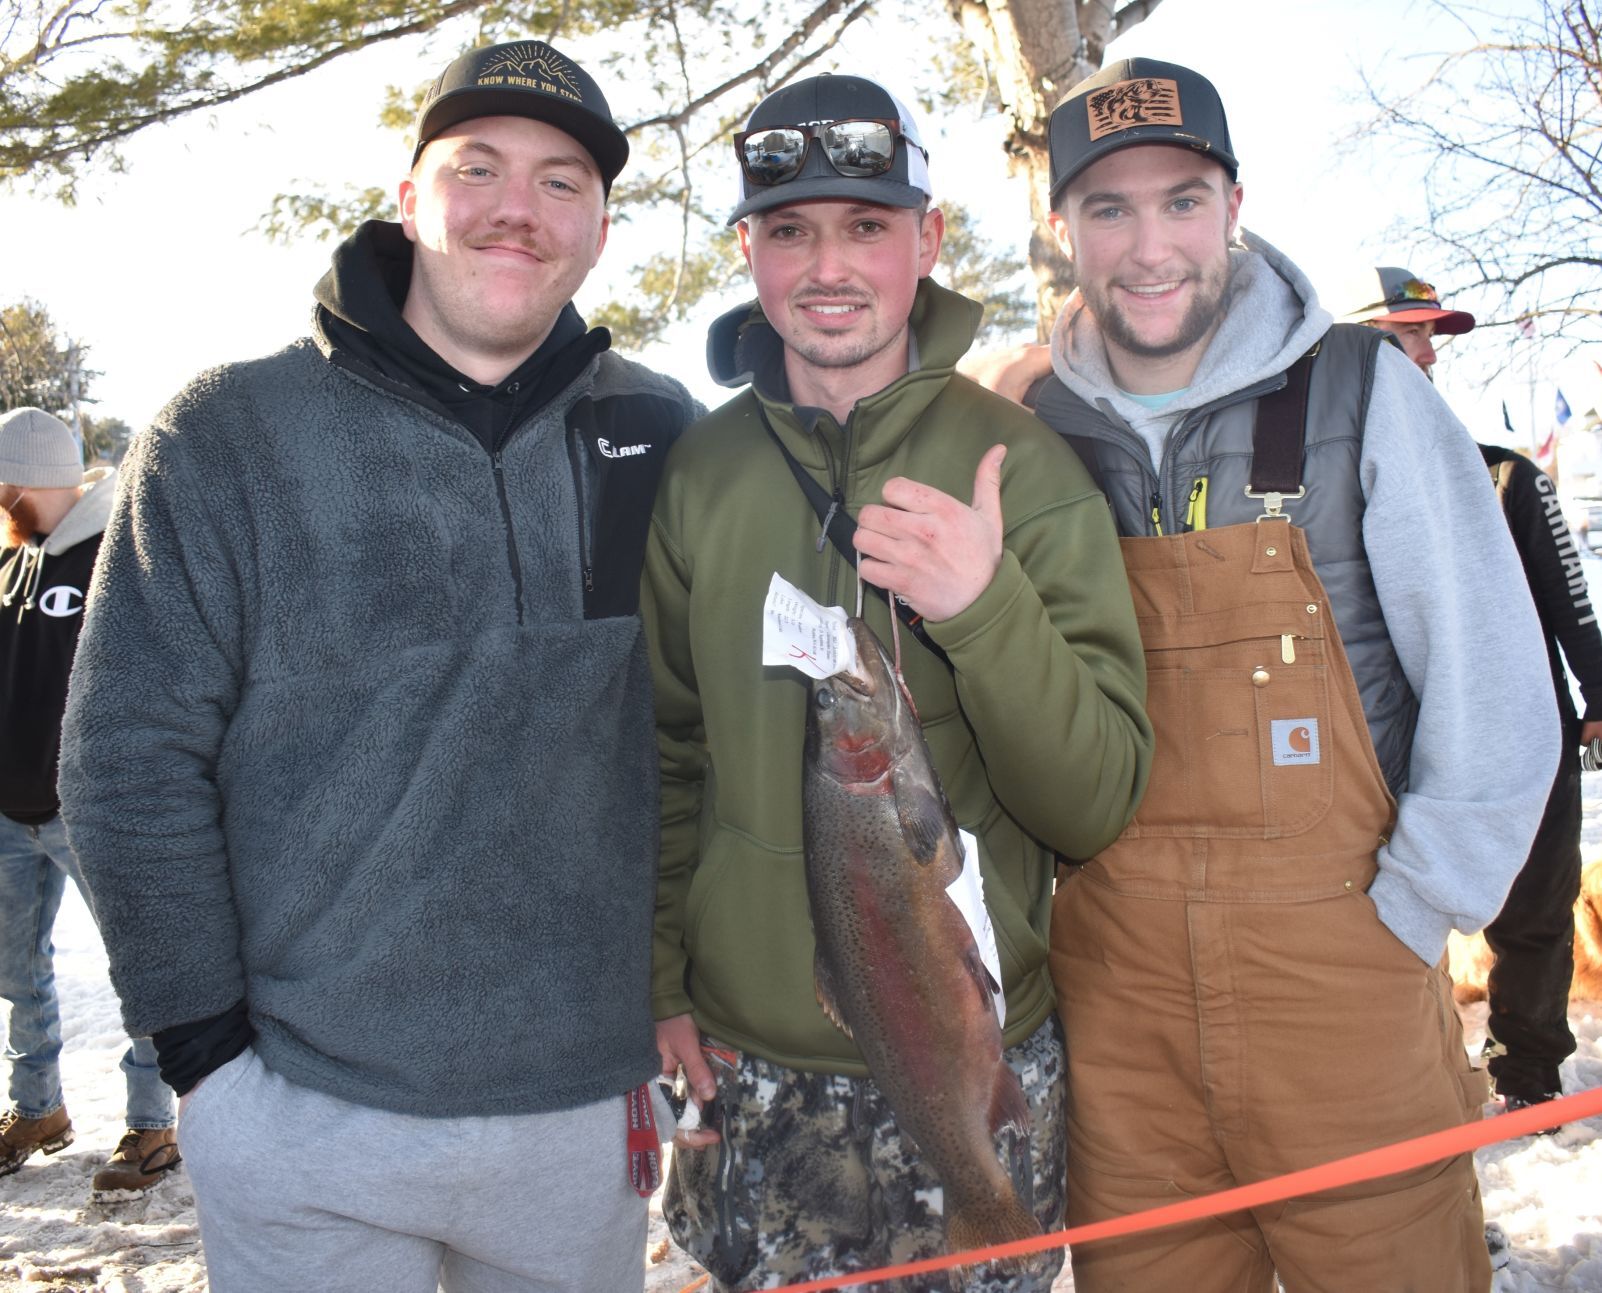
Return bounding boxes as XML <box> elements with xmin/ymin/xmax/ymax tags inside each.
<box><xmin>644</xmin><ymin>73</ymin><xmax>1153</xmax><ymax>1292</ymax></box>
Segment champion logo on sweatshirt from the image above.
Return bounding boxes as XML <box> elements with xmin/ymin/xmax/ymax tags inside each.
<box><xmin>36</xmin><ymin>584</ymin><xmax>85</xmax><ymax>618</ymax></box>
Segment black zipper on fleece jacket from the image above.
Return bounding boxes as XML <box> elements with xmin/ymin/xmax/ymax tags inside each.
<box><xmin>327</xmin><ymin>345</ymin><xmax>601</xmax><ymax>627</ymax></box>
<box><xmin>489</xmin><ymin>448</ymin><xmax>529</xmax><ymax>625</ymax></box>
<box><xmin>564</xmin><ymin>426</ymin><xmax>594</xmax><ymax>603</ymax></box>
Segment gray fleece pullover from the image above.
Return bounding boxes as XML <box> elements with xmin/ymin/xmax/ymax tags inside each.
<box><xmin>1048</xmin><ymin>232</ymin><xmax>1560</xmax><ymax>966</ymax></box>
<box><xmin>58</xmin><ymin>339</ymin><xmax>696</xmax><ymax>1117</ymax></box>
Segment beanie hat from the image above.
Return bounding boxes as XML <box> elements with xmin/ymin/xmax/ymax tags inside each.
<box><xmin>0</xmin><ymin>407</ymin><xmax>82</xmax><ymax>488</ymax></box>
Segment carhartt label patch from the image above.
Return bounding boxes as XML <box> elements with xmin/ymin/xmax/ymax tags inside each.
<box><xmin>1087</xmin><ymin>78</ymin><xmax>1183</xmax><ymax>140</ymax></box>
<box><xmin>1270</xmin><ymin>718</ymin><xmax>1320</xmax><ymax>766</ymax></box>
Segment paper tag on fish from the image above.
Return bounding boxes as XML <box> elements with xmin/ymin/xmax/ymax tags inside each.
<box><xmin>948</xmin><ymin>829</ymin><xmax>1005</xmax><ymax>1029</ymax></box>
<box><xmin>762</xmin><ymin>573</ymin><xmax>859</xmax><ymax>680</ymax></box>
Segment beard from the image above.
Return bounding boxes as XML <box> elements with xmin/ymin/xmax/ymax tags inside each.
<box><xmin>1</xmin><ymin>494</ymin><xmax>41</xmax><ymax>549</ymax></box>
<box><xmin>781</xmin><ymin>300</ymin><xmax>913</xmax><ymax>382</ymax></box>
<box><xmin>1084</xmin><ymin>252</ymin><xmax>1234</xmax><ymax>361</ymax></box>
<box><xmin>789</xmin><ymin>331</ymin><xmax>896</xmax><ymax>371</ymax></box>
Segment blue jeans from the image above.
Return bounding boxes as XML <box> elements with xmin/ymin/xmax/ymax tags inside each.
<box><xmin>0</xmin><ymin>813</ymin><xmax>174</xmax><ymax>1128</ymax></box>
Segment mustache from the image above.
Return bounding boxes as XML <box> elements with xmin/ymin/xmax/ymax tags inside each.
<box><xmin>465</xmin><ymin>234</ymin><xmax>546</xmax><ymax>258</ymax></box>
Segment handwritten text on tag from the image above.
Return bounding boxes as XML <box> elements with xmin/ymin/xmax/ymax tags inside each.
<box><xmin>762</xmin><ymin>573</ymin><xmax>859</xmax><ymax>681</ymax></box>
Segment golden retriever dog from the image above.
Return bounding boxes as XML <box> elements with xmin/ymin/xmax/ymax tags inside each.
<box><xmin>1449</xmin><ymin>858</ymin><xmax>1602</xmax><ymax>1004</ymax></box>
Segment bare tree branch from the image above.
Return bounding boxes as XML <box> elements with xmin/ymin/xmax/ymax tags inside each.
<box><xmin>1110</xmin><ymin>0</ymin><xmax>1165</xmax><ymax>43</ymax></box>
<box><xmin>628</xmin><ymin>0</ymin><xmax>869</xmax><ymax>133</ymax></box>
<box><xmin>1361</xmin><ymin>0</ymin><xmax>1602</xmax><ymax>366</ymax></box>
<box><xmin>3</xmin><ymin>0</ymin><xmax>1151</xmax><ymax>348</ymax></box>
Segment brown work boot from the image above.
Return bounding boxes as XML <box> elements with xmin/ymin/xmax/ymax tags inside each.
<box><xmin>90</xmin><ymin>1127</ymin><xmax>182</xmax><ymax>1195</ymax></box>
<box><xmin>0</xmin><ymin>1105</ymin><xmax>75</xmax><ymax>1176</ymax></box>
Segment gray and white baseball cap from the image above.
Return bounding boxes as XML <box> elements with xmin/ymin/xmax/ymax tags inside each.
<box><xmin>728</xmin><ymin>74</ymin><xmax>932</xmax><ymax>225</ymax></box>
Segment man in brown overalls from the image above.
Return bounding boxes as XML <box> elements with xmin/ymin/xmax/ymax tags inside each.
<box><xmin>1027</xmin><ymin>59</ymin><xmax>1561</xmax><ymax>1291</ymax></box>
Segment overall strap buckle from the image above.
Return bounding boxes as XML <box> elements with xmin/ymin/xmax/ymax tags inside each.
<box><xmin>1246</xmin><ymin>341</ymin><xmax>1320</xmax><ymax>520</ymax></box>
<box><xmin>1246</xmin><ymin>484</ymin><xmax>1307</xmax><ymax>521</ymax></box>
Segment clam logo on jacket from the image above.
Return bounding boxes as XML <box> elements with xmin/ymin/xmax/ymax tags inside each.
<box><xmin>1270</xmin><ymin>717</ymin><xmax>1320</xmax><ymax>766</ymax></box>
<box><xmin>37</xmin><ymin>584</ymin><xmax>85</xmax><ymax>618</ymax></box>
<box><xmin>598</xmin><ymin>438</ymin><xmax>651</xmax><ymax>459</ymax></box>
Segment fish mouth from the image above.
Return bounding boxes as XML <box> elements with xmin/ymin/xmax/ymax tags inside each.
<box><xmin>833</xmin><ymin>669</ymin><xmax>876</xmax><ymax>699</ymax></box>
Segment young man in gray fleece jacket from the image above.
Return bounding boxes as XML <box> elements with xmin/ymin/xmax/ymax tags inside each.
<box><xmin>57</xmin><ymin>39</ymin><xmax>697</xmax><ymax>1293</ymax></box>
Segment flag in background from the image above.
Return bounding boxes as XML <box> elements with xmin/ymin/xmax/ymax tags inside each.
<box><xmin>1536</xmin><ymin>427</ymin><xmax>1557</xmax><ymax>472</ymax></box>
<box><xmin>1518</xmin><ymin>316</ymin><xmax>1537</xmax><ymax>339</ymax></box>
<box><xmin>1535</xmin><ymin>395</ymin><xmax>1560</xmax><ymax>471</ymax></box>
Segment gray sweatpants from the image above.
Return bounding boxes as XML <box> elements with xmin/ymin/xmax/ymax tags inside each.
<box><xmin>178</xmin><ymin>1049</ymin><xmax>655</xmax><ymax>1292</ymax></box>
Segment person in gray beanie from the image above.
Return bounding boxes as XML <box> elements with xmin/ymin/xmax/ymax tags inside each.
<box><xmin>0</xmin><ymin>406</ymin><xmax>179</xmax><ymax>1197</ymax></box>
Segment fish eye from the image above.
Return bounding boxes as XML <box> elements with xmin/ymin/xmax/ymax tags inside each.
<box><xmin>815</xmin><ymin>689</ymin><xmax>835</xmax><ymax>710</ymax></box>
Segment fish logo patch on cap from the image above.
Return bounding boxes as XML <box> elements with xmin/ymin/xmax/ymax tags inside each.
<box><xmin>1086</xmin><ymin>77</ymin><xmax>1183</xmax><ymax>140</ymax></box>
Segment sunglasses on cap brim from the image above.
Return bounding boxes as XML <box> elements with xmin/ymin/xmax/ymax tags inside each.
<box><xmin>733</xmin><ymin>118</ymin><xmax>921</xmax><ymax>187</ymax></box>
<box><xmin>1386</xmin><ymin>278</ymin><xmax>1442</xmax><ymax>307</ymax></box>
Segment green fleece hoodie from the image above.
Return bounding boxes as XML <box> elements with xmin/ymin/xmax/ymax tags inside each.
<box><xmin>644</xmin><ymin>279</ymin><xmax>1152</xmax><ymax>1074</ymax></box>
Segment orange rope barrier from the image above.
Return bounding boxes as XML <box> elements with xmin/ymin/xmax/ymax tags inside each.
<box><xmin>733</xmin><ymin>1083</ymin><xmax>1602</xmax><ymax>1293</ymax></box>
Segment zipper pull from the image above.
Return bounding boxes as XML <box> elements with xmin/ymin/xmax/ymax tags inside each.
<box><xmin>1149</xmin><ymin>490</ymin><xmax>1164</xmax><ymax>537</ymax></box>
<box><xmin>816</xmin><ymin>497</ymin><xmax>841</xmax><ymax>553</ymax></box>
<box><xmin>1184</xmin><ymin>477</ymin><xmax>1206</xmax><ymax>532</ymax></box>
<box><xmin>1281</xmin><ymin>634</ymin><xmax>1296</xmax><ymax>664</ymax></box>
<box><xmin>582</xmin><ymin>566</ymin><xmax>595</xmax><ymax>594</ymax></box>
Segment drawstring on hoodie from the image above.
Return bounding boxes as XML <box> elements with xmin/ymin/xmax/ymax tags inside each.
<box><xmin>0</xmin><ymin>544</ymin><xmax>44</xmax><ymax>614</ymax></box>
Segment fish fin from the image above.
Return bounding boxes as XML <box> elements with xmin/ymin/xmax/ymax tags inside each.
<box><xmin>944</xmin><ymin>1187</ymin><xmax>1042</xmax><ymax>1271</ymax></box>
<box><xmin>962</xmin><ymin>943</ymin><xmax>1002</xmax><ymax>1004</ymax></box>
<box><xmin>988</xmin><ymin>1063</ymin><xmax>1031</xmax><ymax>1141</ymax></box>
<box><xmin>813</xmin><ymin>952</ymin><xmax>854</xmax><ymax>1039</ymax></box>
<box><xmin>949</xmin><ymin>1073</ymin><xmax>1041</xmax><ymax>1267</ymax></box>
<box><xmin>894</xmin><ymin>779</ymin><xmax>953</xmax><ymax>870</ymax></box>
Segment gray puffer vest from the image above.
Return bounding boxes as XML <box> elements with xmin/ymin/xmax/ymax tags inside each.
<box><xmin>1035</xmin><ymin>322</ymin><xmax>1418</xmax><ymax>794</ymax></box>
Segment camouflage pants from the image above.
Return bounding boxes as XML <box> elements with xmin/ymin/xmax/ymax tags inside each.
<box><xmin>664</xmin><ymin>1015</ymin><xmax>1066</xmax><ymax>1293</ymax></box>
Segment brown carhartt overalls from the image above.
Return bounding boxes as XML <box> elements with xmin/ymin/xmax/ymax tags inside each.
<box><xmin>1050</xmin><ymin>516</ymin><xmax>1491</xmax><ymax>1293</ymax></box>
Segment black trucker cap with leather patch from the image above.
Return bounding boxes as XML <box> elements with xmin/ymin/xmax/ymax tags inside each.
<box><xmin>1048</xmin><ymin>58</ymin><xmax>1237</xmax><ymax>205</ymax></box>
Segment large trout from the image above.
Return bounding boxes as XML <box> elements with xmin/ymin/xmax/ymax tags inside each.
<box><xmin>802</xmin><ymin>615</ymin><xmax>1041</xmax><ymax>1262</ymax></box>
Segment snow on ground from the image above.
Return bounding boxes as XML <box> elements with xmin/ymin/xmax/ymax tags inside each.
<box><xmin>5</xmin><ymin>855</ymin><xmax>1602</xmax><ymax>1292</ymax></box>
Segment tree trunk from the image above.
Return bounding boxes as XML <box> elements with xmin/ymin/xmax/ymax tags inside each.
<box><xmin>949</xmin><ymin>0</ymin><xmax>1163</xmax><ymax>337</ymax></box>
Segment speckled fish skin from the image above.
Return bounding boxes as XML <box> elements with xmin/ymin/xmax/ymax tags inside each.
<box><xmin>801</xmin><ymin>616</ymin><xmax>1040</xmax><ymax>1262</ymax></box>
